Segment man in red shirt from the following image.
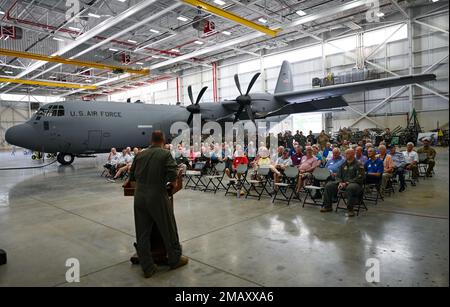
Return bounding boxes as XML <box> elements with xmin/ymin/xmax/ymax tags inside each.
<box><xmin>225</xmin><ymin>149</ymin><xmax>249</xmax><ymax>179</ymax></box>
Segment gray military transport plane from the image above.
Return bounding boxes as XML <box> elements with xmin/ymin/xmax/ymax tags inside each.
<box><xmin>5</xmin><ymin>61</ymin><xmax>435</xmax><ymax>165</ymax></box>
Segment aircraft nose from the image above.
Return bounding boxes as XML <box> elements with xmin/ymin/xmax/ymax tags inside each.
<box><xmin>5</xmin><ymin>124</ymin><xmax>36</xmax><ymax>148</ymax></box>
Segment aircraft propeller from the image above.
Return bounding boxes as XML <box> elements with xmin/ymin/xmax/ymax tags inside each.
<box><xmin>232</xmin><ymin>72</ymin><xmax>261</xmax><ymax>124</ymax></box>
<box><xmin>186</xmin><ymin>85</ymin><xmax>208</xmax><ymax>125</ymax></box>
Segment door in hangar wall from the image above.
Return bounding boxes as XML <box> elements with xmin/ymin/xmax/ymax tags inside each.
<box><xmin>88</xmin><ymin>130</ymin><xmax>102</xmax><ymax>151</ymax></box>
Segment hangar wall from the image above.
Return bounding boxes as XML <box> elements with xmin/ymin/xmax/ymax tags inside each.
<box><xmin>111</xmin><ymin>7</ymin><xmax>448</xmax><ymax>133</ymax></box>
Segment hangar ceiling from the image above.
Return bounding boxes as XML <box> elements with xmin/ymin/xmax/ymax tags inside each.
<box><xmin>0</xmin><ymin>0</ymin><xmax>446</xmax><ymax>99</ymax></box>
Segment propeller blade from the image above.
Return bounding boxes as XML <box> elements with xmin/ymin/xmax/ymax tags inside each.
<box><xmin>234</xmin><ymin>74</ymin><xmax>243</xmax><ymax>95</ymax></box>
<box><xmin>245</xmin><ymin>72</ymin><xmax>261</xmax><ymax>96</ymax></box>
<box><xmin>196</xmin><ymin>86</ymin><xmax>208</xmax><ymax>105</ymax></box>
<box><xmin>188</xmin><ymin>85</ymin><xmax>194</xmax><ymax>105</ymax></box>
<box><xmin>233</xmin><ymin>105</ymin><xmax>245</xmax><ymax>124</ymax></box>
<box><xmin>187</xmin><ymin>113</ymin><xmax>193</xmax><ymax>126</ymax></box>
<box><xmin>246</xmin><ymin>106</ymin><xmax>255</xmax><ymax>124</ymax></box>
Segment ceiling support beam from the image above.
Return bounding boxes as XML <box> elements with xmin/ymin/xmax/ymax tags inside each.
<box><xmin>1</xmin><ymin>0</ymin><xmax>160</xmax><ymax>93</ymax></box>
<box><xmin>0</xmin><ymin>48</ymin><xmax>149</xmax><ymax>75</ymax></box>
<box><xmin>0</xmin><ymin>77</ymin><xmax>97</xmax><ymax>90</ymax></box>
<box><xmin>181</xmin><ymin>0</ymin><xmax>280</xmax><ymax>37</ymax></box>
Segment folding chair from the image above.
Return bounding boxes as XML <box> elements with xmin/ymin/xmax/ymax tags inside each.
<box><xmin>184</xmin><ymin>162</ymin><xmax>207</xmax><ymax>190</ymax></box>
<box><xmin>272</xmin><ymin>166</ymin><xmax>301</xmax><ymax>206</ymax></box>
<box><xmin>363</xmin><ymin>175</ymin><xmax>384</xmax><ymax>205</ymax></box>
<box><xmin>224</xmin><ymin>164</ymin><xmax>249</xmax><ymax>198</ymax></box>
<box><xmin>383</xmin><ymin>175</ymin><xmax>395</xmax><ymax>196</ymax></box>
<box><xmin>246</xmin><ymin>167</ymin><xmax>273</xmax><ymax>200</ymax></box>
<box><xmin>418</xmin><ymin>153</ymin><xmax>429</xmax><ymax>179</ymax></box>
<box><xmin>335</xmin><ymin>189</ymin><xmax>367</xmax><ymax>216</ymax></box>
<box><xmin>203</xmin><ymin>162</ymin><xmax>227</xmax><ymax>193</ymax></box>
<box><xmin>302</xmin><ymin>167</ymin><xmax>331</xmax><ymax>208</ymax></box>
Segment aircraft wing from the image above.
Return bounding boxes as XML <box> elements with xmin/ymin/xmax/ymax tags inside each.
<box><xmin>258</xmin><ymin>96</ymin><xmax>348</xmax><ymax>118</ymax></box>
<box><xmin>274</xmin><ymin>74</ymin><xmax>436</xmax><ymax>104</ymax></box>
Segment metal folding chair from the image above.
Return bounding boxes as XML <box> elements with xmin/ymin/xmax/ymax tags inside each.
<box><xmin>363</xmin><ymin>175</ymin><xmax>384</xmax><ymax>205</ymax></box>
<box><xmin>224</xmin><ymin>164</ymin><xmax>249</xmax><ymax>198</ymax></box>
<box><xmin>246</xmin><ymin>167</ymin><xmax>273</xmax><ymax>200</ymax></box>
<box><xmin>418</xmin><ymin>153</ymin><xmax>429</xmax><ymax>179</ymax></box>
<box><xmin>203</xmin><ymin>162</ymin><xmax>227</xmax><ymax>193</ymax></box>
<box><xmin>302</xmin><ymin>167</ymin><xmax>331</xmax><ymax>208</ymax></box>
<box><xmin>272</xmin><ymin>166</ymin><xmax>301</xmax><ymax>206</ymax></box>
<box><xmin>184</xmin><ymin>161</ymin><xmax>207</xmax><ymax>190</ymax></box>
<box><xmin>335</xmin><ymin>189</ymin><xmax>367</xmax><ymax>216</ymax></box>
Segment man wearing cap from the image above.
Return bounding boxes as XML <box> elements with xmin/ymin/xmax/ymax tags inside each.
<box><xmin>417</xmin><ymin>137</ymin><xmax>437</xmax><ymax>177</ymax></box>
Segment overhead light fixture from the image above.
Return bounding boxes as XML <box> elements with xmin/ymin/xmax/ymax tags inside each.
<box><xmin>68</xmin><ymin>26</ymin><xmax>81</xmax><ymax>31</ymax></box>
<box><xmin>136</xmin><ymin>62</ymin><xmax>144</xmax><ymax>65</ymax></box>
<box><xmin>53</xmin><ymin>37</ymin><xmax>64</xmax><ymax>42</ymax></box>
<box><xmin>88</xmin><ymin>13</ymin><xmax>101</xmax><ymax>18</ymax></box>
<box><xmin>127</xmin><ymin>39</ymin><xmax>137</xmax><ymax>43</ymax></box>
<box><xmin>258</xmin><ymin>18</ymin><xmax>268</xmax><ymax>24</ymax></box>
<box><xmin>222</xmin><ymin>31</ymin><xmax>232</xmax><ymax>36</ymax></box>
<box><xmin>4</xmin><ymin>71</ymin><xmax>13</xmax><ymax>74</ymax></box>
<box><xmin>49</xmin><ymin>76</ymin><xmax>57</xmax><ymax>79</ymax></box>
<box><xmin>85</xmin><ymin>80</ymin><xmax>92</xmax><ymax>83</ymax></box>
<box><xmin>171</xmin><ymin>48</ymin><xmax>180</xmax><ymax>53</ymax></box>
<box><xmin>117</xmin><ymin>0</ymin><xmax>127</xmax><ymax>2</ymax></box>
<box><xmin>194</xmin><ymin>41</ymin><xmax>204</xmax><ymax>45</ymax></box>
<box><xmin>296</xmin><ymin>10</ymin><xmax>307</xmax><ymax>17</ymax></box>
<box><xmin>177</xmin><ymin>16</ymin><xmax>189</xmax><ymax>22</ymax></box>
<box><xmin>214</xmin><ymin>0</ymin><xmax>226</xmax><ymax>5</ymax></box>
<box><xmin>109</xmin><ymin>48</ymin><xmax>118</xmax><ymax>52</ymax></box>
<box><xmin>0</xmin><ymin>11</ymin><xmax>5</xmax><ymax>15</ymax></box>
<box><xmin>432</xmin><ymin>0</ymin><xmax>439</xmax><ymax>2</ymax></box>
<box><xmin>376</xmin><ymin>12</ymin><xmax>385</xmax><ymax>17</ymax></box>
<box><xmin>150</xmin><ymin>29</ymin><xmax>160</xmax><ymax>34</ymax></box>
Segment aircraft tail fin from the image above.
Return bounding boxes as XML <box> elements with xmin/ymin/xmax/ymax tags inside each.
<box><xmin>274</xmin><ymin>61</ymin><xmax>293</xmax><ymax>94</ymax></box>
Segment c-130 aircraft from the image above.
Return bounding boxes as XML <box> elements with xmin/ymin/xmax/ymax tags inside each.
<box><xmin>5</xmin><ymin>61</ymin><xmax>435</xmax><ymax>165</ymax></box>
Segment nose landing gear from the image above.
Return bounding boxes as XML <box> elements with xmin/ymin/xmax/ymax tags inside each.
<box><xmin>57</xmin><ymin>153</ymin><xmax>75</xmax><ymax>165</ymax></box>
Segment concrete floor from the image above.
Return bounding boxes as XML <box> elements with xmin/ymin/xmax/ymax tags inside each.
<box><xmin>0</xmin><ymin>149</ymin><xmax>448</xmax><ymax>287</ymax></box>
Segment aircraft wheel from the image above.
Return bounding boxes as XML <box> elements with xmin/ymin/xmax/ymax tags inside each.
<box><xmin>57</xmin><ymin>153</ymin><xmax>75</xmax><ymax>165</ymax></box>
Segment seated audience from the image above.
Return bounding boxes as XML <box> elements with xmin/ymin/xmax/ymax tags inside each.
<box><xmin>291</xmin><ymin>145</ymin><xmax>303</xmax><ymax>166</ymax></box>
<box><xmin>325</xmin><ymin>148</ymin><xmax>345</xmax><ymax>177</ymax></box>
<box><xmin>273</xmin><ymin>148</ymin><xmax>293</xmax><ymax>183</ymax></box>
<box><xmin>225</xmin><ymin>149</ymin><xmax>248</xmax><ymax>179</ymax></box>
<box><xmin>417</xmin><ymin>137</ymin><xmax>436</xmax><ymax>177</ymax></box>
<box><xmin>321</xmin><ymin>149</ymin><xmax>364</xmax><ymax>217</ymax></box>
<box><xmin>390</xmin><ymin>145</ymin><xmax>407</xmax><ymax>192</ymax></box>
<box><xmin>364</xmin><ymin>148</ymin><xmax>384</xmax><ymax>185</ymax></box>
<box><xmin>403</xmin><ymin>142</ymin><xmax>419</xmax><ymax>184</ymax></box>
<box><xmin>104</xmin><ymin>148</ymin><xmax>121</xmax><ymax>177</ymax></box>
<box><xmin>355</xmin><ymin>146</ymin><xmax>368</xmax><ymax>165</ymax></box>
<box><xmin>378</xmin><ymin>145</ymin><xmax>394</xmax><ymax>197</ymax></box>
<box><xmin>296</xmin><ymin>146</ymin><xmax>321</xmax><ymax>192</ymax></box>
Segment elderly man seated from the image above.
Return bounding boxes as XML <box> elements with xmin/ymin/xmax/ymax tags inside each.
<box><xmin>325</xmin><ymin>148</ymin><xmax>345</xmax><ymax>177</ymax></box>
<box><xmin>321</xmin><ymin>149</ymin><xmax>364</xmax><ymax>217</ymax></box>
<box><xmin>403</xmin><ymin>142</ymin><xmax>419</xmax><ymax>185</ymax></box>
<box><xmin>355</xmin><ymin>146</ymin><xmax>368</xmax><ymax>165</ymax></box>
<box><xmin>295</xmin><ymin>146</ymin><xmax>321</xmax><ymax>192</ymax></box>
<box><xmin>273</xmin><ymin>148</ymin><xmax>293</xmax><ymax>183</ymax></box>
<box><xmin>389</xmin><ymin>145</ymin><xmax>407</xmax><ymax>192</ymax></box>
<box><xmin>365</xmin><ymin>147</ymin><xmax>384</xmax><ymax>185</ymax></box>
<box><xmin>378</xmin><ymin>145</ymin><xmax>394</xmax><ymax>197</ymax></box>
<box><xmin>104</xmin><ymin>147</ymin><xmax>121</xmax><ymax>177</ymax></box>
<box><xmin>291</xmin><ymin>145</ymin><xmax>303</xmax><ymax>166</ymax></box>
<box><xmin>417</xmin><ymin>137</ymin><xmax>437</xmax><ymax>177</ymax></box>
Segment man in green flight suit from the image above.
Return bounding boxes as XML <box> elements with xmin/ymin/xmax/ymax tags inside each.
<box><xmin>417</xmin><ymin>137</ymin><xmax>437</xmax><ymax>177</ymax></box>
<box><xmin>129</xmin><ymin>131</ymin><xmax>188</xmax><ymax>278</ymax></box>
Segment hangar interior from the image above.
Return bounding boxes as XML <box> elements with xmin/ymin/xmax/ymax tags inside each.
<box><xmin>0</xmin><ymin>0</ymin><xmax>449</xmax><ymax>287</ymax></box>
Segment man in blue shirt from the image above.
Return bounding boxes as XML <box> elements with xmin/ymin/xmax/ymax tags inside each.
<box><xmin>325</xmin><ymin>148</ymin><xmax>346</xmax><ymax>176</ymax></box>
<box><xmin>322</xmin><ymin>142</ymin><xmax>332</xmax><ymax>161</ymax></box>
<box><xmin>364</xmin><ymin>147</ymin><xmax>384</xmax><ymax>185</ymax></box>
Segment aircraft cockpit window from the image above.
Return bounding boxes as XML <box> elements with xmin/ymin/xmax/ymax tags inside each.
<box><xmin>45</xmin><ymin>105</ymin><xmax>64</xmax><ymax>117</ymax></box>
<box><xmin>57</xmin><ymin>106</ymin><xmax>65</xmax><ymax>117</ymax></box>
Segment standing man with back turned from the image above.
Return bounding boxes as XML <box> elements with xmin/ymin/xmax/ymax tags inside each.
<box><xmin>129</xmin><ymin>131</ymin><xmax>188</xmax><ymax>278</ymax></box>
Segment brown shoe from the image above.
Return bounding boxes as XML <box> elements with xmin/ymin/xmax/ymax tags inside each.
<box><xmin>320</xmin><ymin>207</ymin><xmax>333</xmax><ymax>213</ymax></box>
<box><xmin>170</xmin><ymin>255</ymin><xmax>189</xmax><ymax>270</ymax></box>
